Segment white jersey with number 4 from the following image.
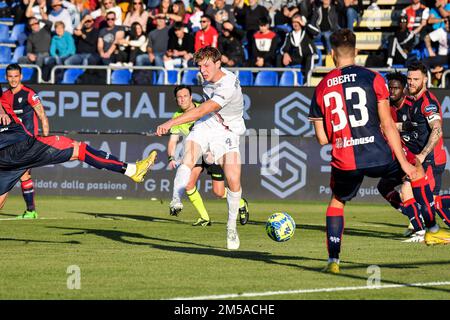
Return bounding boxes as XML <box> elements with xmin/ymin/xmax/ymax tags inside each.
<box><xmin>194</xmin><ymin>68</ymin><xmax>246</xmax><ymax>135</ymax></box>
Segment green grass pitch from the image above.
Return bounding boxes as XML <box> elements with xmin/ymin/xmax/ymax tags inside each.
<box><xmin>1</xmin><ymin>195</ymin><xmax>450</xmax><ymax>299</ymax></box>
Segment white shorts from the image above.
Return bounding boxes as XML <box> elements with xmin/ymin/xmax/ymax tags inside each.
<box><xmin>185</xmin><ymin>123</ymin><xmax>240</xmax><ymax>163</ymax></box>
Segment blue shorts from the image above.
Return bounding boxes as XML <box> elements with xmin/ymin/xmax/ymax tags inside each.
<box><xmin>0</xmin><ymin>135</ymin><xmax>74</xmax><ymax>195</ymax></box>
<box><xmin>331</xmin><ymin>160</ymin><xmax>405</xmax><ymax>202</ymax></box>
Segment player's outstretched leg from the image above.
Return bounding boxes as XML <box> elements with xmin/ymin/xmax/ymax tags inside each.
<box><xmin>16</xmin><ymin>170</ymin><xmax>38</xmax><ymax>219</ymax></box>
<box><xmin>220</xmin><ymin>189</ymin><xmax>250</xmax><ymax>225</ymax></box>
<box><xmin>187</xmin><ymin>186</ymin><xmax>211</xmax><ymax>226</ymax></box>
<box><xmin>77</xmin><ymin>142</ymin><xmax>157</xmax><ymax>183</ymax></box>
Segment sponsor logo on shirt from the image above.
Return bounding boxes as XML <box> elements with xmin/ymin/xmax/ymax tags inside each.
<box><xmin>424</xmin><ymin>104</ymin><xmax>438</xmax><ymax>114</ymax></box>
<box><xmin>335</xmin><ymin>135</ymin><xmax>375</xmax><ymax>148</ymax></box>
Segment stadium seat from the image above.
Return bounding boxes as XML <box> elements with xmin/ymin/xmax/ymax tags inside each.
<box><xmin>22</xmin><ymin>67</ymin><xmax>35</xmax><ymax>83</ymax></box>
<box><xmin>279</xmin><ymin>71</ymin><xmax>295</xmax><ymax>86</ymax></box>
<box><xmin>0</xmin><ymin>24</ymin><xmax>9</xmax><ymax>42</ymax></box>
<box><xmin>181</xmin><ymin>69</ymin><xmax>200</xmax><ymax>85</ymax></box>
<box><xmin>11</xmin><ymin>45</ymin><xmax>25</xmax><ymax>63</ymax></box>
<box><xmin>0</xmin><ymin>68</ymin><xmax>5</xmax><ymax>83</ymax></box>
<box><xmin>9</xmin><ymin>23</ymin><xmax>27</xmax><ymax>45</ymax></box>
<box><xmin>238</xmin><ymin>70</ymin><xmax>253</xmax><ymax>86</ymax></box>
<box><xmin>156</xmin><ymin>70</ymin><xmax>178</xmax><ymax>85</ymax></box>
<box><xmin>111</xmin><ymin>69</ymin><xmax>132</xmax><ymax>84</ymax></box>
<box><xmin>61</xmin><ymin>68</ymin><xmax>84</xmax><ymax>84</ymax></box>
<box><xmin>253</xmin><ymin>71</ymin><xmax>278</xmax><ymax>86</ymax></box>
<box><xmin>0</xmin><ymin>45</ymin><xmax>11</xmax><ymax>63</ymax></box>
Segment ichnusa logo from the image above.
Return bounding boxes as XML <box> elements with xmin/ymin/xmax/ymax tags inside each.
<box><xmin>260</xmin><ymin>141</ymin><xmax>307</xmax><ymax>199</ymax></box>
<box><xmin>274</xmin><ymin>92</ymin><xmax>315</xmax><ymax>136</ymax></box>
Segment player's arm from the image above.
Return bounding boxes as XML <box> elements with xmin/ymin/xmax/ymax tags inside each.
<box><xmin>167</xmin><ymin>134</ymin><xmax>180</xmax><ymax>169</ymax></box>
<box><xmin>0</xmin><ymin>102</ymin><xmax>11</xmax><ymax>125</ymax></box>
<box><xmin>34</xmin><ymin>102</ymin><xmax>49</xmax><ymax>136</ymax></box>
<box><xmin>417</xmin><ymin>118</ymin><xmax>442</xmax><ymax>163</ymax></box>
<box><xmin>311</xmin><ymin>119</ymin><xmax>329</xmax><ymax>145</ymax></box>
<box><xmin>156</xmin><ymin>100</ymin><xmax>220</xmax><ymax>136</ymax></box>
<box><xmin>378</xmin><ymin>99</ymin><xmax>417</xmax><ymax>179</ymax></box>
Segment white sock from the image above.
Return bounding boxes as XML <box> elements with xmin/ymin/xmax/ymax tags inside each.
<box><xmin>124</xmin><ymin>163</ymin><xmax>136</xmax><ymax>177</ymax></box>
<box><xmin>227</xmin><ymin>188</ymin><xmax>241</xmax><ymax>229</ymax></box>
<box><xmin>429</xmin><ymin>224</ymin><xmax>440</xmax><ymax>233</ymax></box>
<box><xmin>172</xmin><ymin>164</ymin><xmax>191</xmax><ymax>203</ymax></box>
<box><xmin>328</xmin><ymin>258</ymin><xmax>340</xmax><ymax>264</ymax></box>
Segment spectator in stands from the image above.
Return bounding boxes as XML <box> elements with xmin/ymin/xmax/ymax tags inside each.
<box><xmin>218</xmin><ymin>20</ymin><xmax>245</xmax><ymax>67</ymax></box>
<box><xmin>43</xmin><ymin>0</ymin><xmax>74</xmax><ymax>33</ymax></box>
<box><xmin>91</xmin><ymin>0</ymin><xmax>123</xmax><ymax>27</ymax></box>
<box><xmin>192</xmin><ymin>0</ymin><xmax>209</xmax><ymax>13</ymax></box>
<box><xmin>163</xmin><ymin>22</ymin><xmax>195</xmax><ymax>69</ymax></box>
<box><xmin>118</xmin><ymin>21</ymin><xmax>148</xmax><ymax>65</ymax></box>
<box><xmin>235</xmin><ymin>0</ymin><xmax>269</xmax><ymax>54</ymax></box>
<box><xmin>252</xmin><ymin>16</ymin><xmax>279</xmax><ymax>67</ymax></box>
<box><xmin>136</xmin><ymin>15</ymin><xmax>169</xmax><ymax>66</ymax></box>
<box><xmin>280</xmin><ymin>14</ymin><xmax>316</xmax><ymax>78</ymax></box>
<box><xmin>205</xmin><ymin>0</ymin><xmax>236</xmax><ymax>31</ymax></box>
<box><xmin>123</xmin><ymin>0</ymin><xmax>149</xmax><ymax>32</ymax></box>
<box><xmin>164</xmin><ymin>0</ymin><xmax>191</xmax><ymax>25</ymax></box>
<box><xmin>423</xmin><ymin>16</ymin><xmax>450</xmax><ymax>67</ymax></box>
<box><xmin>260</xmin><ymin>0</ymin><xmax>283</xmax><ymax>27</ymax></box>
<box><xmin>189</xmin><ymin>3</ymin><xmax>204</xmax><ymax>31</ymax></box>
<box><xmin>428</xmin><ymin>0</ymin><xmax>450</xmax><ymax>30</ymax></box>
<box><xmin>401</xmin><ymin>0</ymin><xmax>429</xmax><ymax>46</ymax></box>
<box><xmin>194</xmin><ymin>14</ymin><xmax>219</xmax><ymax>51</ymax></box>
<box><xmin>429</xmin><ymin>64</ymin><xmax>446</xmax><ymax>87</ymax></box>
<box><xmin>97</xmin><ymin>11</ymin><xmax>125</xmax><ymax>64</ymax></box>
<box><xmin>25</xmin><ymin>0</ymin><xmax>51</xmax><ymax>21</ymax></box>
<box><xmin>274</xmin><ymin>0</ymin><xmax>303</xmax><ymax>26</ymax></box>
<box><xmin>386</xmin><ymin>15</ymin><xmax>416</xmax><ymax>67</ymax></box>
<box><xmin>149</xmin><ymin>0</ymin><xmax>172</xmax><ymax>28</ymax></box>
<box><xmin>147</xmin><ymin>0</ymin><xmax>161</xmax><ymax>10</ymax></box>
<box><xmin>309</xmin><ymin>0</ymin><xmax>340</xmax><ymax>54</ymax></box>
<box><xmin>19</xmin><ymin>17</ymin><xmax>52</xmax><ymax>80</ymax></box>
<box><xmin>343</xmin><ymin>0</ymin><xmax>362</xmax><ymax>30</ymax></box>
<box><xmin>48</xmin><ymin>21</ymin><xmax>76</xmax><ymax>64</ymax></box>
<box><xmin>71</xmin><ymin>0</ymin><xmax>91</xmax><ymax>24</ymax></box>
<box><xmin>65</xmin><ymin>14</ymin><xmax>100</xmax><ymax>65</ymax></box>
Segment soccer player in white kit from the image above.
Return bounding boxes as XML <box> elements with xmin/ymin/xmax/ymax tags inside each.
<box><xmin>156</xmin><ymin>46</ymin><xmax>246</xmax><ymax>250</ymax></box>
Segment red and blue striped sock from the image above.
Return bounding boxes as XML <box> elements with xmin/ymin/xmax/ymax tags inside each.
<box><xmin>326</xmin><ymin>206</ymin><xmax>344</xmax><ymax>260</ymax></box>
<box><xmin>78</xmin><ymin>143</ymin><xmax>127</xmax><ymax>174</ymax></box>
<box><xmin>411</xmin><ymin>177</ymin><xmax>437</xmax><ymax>229</ymax></box>
<box><xmin>435</xmin><ymin>195</ymin><xmax>450</xmax><ymax>228</ymax></box>
<box><xmin>21</xmin><ymin>179</ymin><xmax>35</xmax><ymax>211</ymax></box>
<box><xmin>400</xmin><ymin>198</ymin><xmax>424</xmax><ymax>231</ymax></box>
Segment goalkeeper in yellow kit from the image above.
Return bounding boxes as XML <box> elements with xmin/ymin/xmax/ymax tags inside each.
<box><xmin>167</xmin><ymin>85</ymin><xmax>249</xmax><ymax>226</ymax></box>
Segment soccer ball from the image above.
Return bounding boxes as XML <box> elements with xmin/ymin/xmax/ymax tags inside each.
<box><xmin>266</xmin><ymin>212</ymin><xmax>296</xmax><ymax>242</ymax></box>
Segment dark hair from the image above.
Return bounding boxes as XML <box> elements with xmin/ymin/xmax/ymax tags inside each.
<box><xmin>173</xmin><ymin>21</ymin><xmax>185</xmax><ymax>31</ymax></box>
<box><xmin>386</xmin><ymin>71</ymin><xmax>407</xmax><ymax>87</ymax></box>
<box><xmin>174</xmin><ymin>85</ymin><xmax>192</xmax><ymax>97</ymax></box>
<box><xmin>330</xmin><ymin>29</ymin><xmax>356</xmax><ymax>51</ymax></box>
<box><xmin>6</xmin><ymin>63</ymin><xmax>21</xmax><ymax>74</ymax></box>
<box><xmin>258</xmin><ymin>16</ymin><xmax>270</xmax><ymax>26</ymax></box>
<box><xmin>106</xmin><ymin>11</ymin><xmax>116</xmax><ymax>18</ymax></box>
<box><xmin>130</xmin><ymin>22</ymin><xmax>145</xmax><ymax>39</ymax></box>
<box><xmin>407</xmin><ymin>62</ymin><xmax>428</xmax><ymax>75</ymax></box>
<box><xmin>201</xmin><ymin>14</ymin><xmax>212</xmax><ymax>22</ymax></box>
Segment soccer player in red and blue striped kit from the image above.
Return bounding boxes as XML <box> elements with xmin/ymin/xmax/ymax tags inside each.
<box><xmin>0</xmin><ymin>80</ymin><xmax>157</xmax><ymax>211</ymax></box>
<box><xmin>308</xmin><ymin>29</ymin><xmax>450</xmax><ymax>274</ymax></box>
<box><xmin>1</xmin><ymin>63</ymin><xmax>50</xmax><ymax>219</ymax></box>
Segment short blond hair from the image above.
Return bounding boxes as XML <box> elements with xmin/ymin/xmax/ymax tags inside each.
<box><xmin>54</xmin><ymin>21</ymin><xmax>65</xmax><ymax>29</ymax></box>
<box><xmin>193</xmin><ymin>46</ymin><xmax>222</xmax><ymax>64</ymax></box>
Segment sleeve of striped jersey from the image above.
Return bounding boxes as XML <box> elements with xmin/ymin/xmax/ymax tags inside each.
<box><xmin>373</xmin><ymin>73</ymin><xmax>389</xmax><ymax>101</ymax></box>
<box><xmin>308</xmin><ymin>90</ymin><xmax>323</xmax><ymax>120</ymax></box>
<box><xmin>421</xmin><ymin>99</ymin><xmax>441</xmax><ymax>123</ymax></box>
<box><xmin>28</xmin><ymin>90</ymin><xmax>41</xmax><ymax>108</ymax></box>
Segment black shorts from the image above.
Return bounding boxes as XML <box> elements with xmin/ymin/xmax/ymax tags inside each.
<box><xmin>331</xmin><ymin>160</ymin><xmax>405</xmax><ymax>202</ymax></box>
<box><xmin>195</xmin><ymin>159</ymin><xmax>225</xmax><ymax>181</ymax></box>
<box><xmin>423</xmin><ymin>161</ymin><xmax>445</xmax><ymax>195</ymax></box>
<box><xmin>0</xmin><ymin>136</ymin><xmax>74</xmax><ymax>195</ymax></box>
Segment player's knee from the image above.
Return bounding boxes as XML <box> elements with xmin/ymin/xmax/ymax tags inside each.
<box><xmin>71</xmin><ymin>141</ymin><xmax>81</xmax><ymax>160</ymax></box>
<box><xmin>20</xmin><ymin>172</ymin><xmax>31</xmax><ymax>182</ymax></box>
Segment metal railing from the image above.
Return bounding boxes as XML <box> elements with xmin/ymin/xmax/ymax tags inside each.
<box><xmin>49</xmin><ymin>65</ymin><xmax>167</xmax><ymax>85</ymax></box>
<box><xmin>176</xmin><ymin>67</ymin><xmax>303</xmax><ymax>86</ymax></box>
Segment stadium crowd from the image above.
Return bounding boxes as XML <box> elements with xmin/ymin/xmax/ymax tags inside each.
<box><xmin>0</xmin><ymin>0</ymin><xmax>449</xmax><ymax>85</ymax></box>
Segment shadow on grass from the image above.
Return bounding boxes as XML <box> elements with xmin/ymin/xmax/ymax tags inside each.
<box><xmin>0</xmin><ymin>237</ymin><xmax>80</xmax><ymax>245</ymax></box>
<box><xmin>300</xmin><ymin>224</ymin><xmax>404</xmax><ymax>240</ymax></box>
<box><xmin>48</xmin><ymin>225</ymin><xmax>450</xmax><ymax>295</ymax></box>
<box><xmin>73</xmin><ymin>211</ymin><xmax>190</xmax><ymax>225</ymax></box>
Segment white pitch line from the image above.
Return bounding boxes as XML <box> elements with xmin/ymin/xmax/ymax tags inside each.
<box><xmin>169</xmin><ymin>281</ymin><xmax>450</xmax><ymax>300</ymax></box>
